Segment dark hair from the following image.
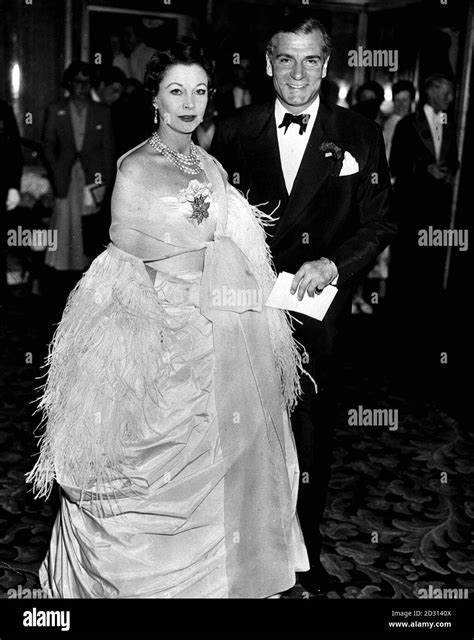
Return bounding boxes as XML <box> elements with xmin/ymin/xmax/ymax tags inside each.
<box><xmin>355</xmin><ymin>80</ymin><xmax>385</xmax><ymax>104</ymax></box>
<box><xmin>266</xmin><ymin>17</ymin><xmax>332</xmax><ymax>61</ymax></box>
<box><xmin>424</xmin><ymin>73</ymin><xmax>453</xmax><ymax>92</ymax></box>
<box><xmin>144</xmin><ymin>40</ymin><xmax>214</xmax><ymax>95</ymax></box>
<box><xmin>392</xmin><ymin>79</ymin><xmax>416</xmax><ymax>101</ymax></box>
<box><xmin>92</xmin><ymin>65</ymin><xmax>126</xmax><ymax>90</ymax></box>
<box><xmin>62</xmin><ymin>61</ymin><xmax>92</xmax><ymax>90</ymax></box>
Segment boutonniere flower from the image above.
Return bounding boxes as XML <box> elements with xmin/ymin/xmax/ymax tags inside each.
<box><xmin>57</xmin><ymin>110</ymin><xmax>66</xmax><ymax>116</ymax></box>
<box><xmin>319</xmin><ymin>141</ymin><xmax>344</xmax><ymax>176</ymax></box>
<box><xmin>177</xmin><ymin>180</ymin><xmax>212</xmax><ymax>225</ymax></box>
<box><xmin>96</xmin><ymin>124</ymin><xmax>102</xmax><ymax>130</ymax></box>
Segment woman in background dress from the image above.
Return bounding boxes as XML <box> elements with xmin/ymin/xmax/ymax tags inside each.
<box><xmin>43</xmin><ymin>61</ymin><xmax>114</xmax><ymax>274</ymax></box>
<box><xmin>28</xmin><ymin>41</ymin><xmax>309</xmax><ymax>598</ymax></box>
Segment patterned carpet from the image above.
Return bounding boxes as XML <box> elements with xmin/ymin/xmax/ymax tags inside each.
<box><xmin>0</xmin><ymin>284</ymin><xmax>472</xmax><ymax>599</ymax></box>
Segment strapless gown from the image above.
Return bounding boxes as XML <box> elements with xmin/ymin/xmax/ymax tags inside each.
<box><xmin>29</xmin><ymin>143</ymin><xmax>309</xmax><ymax>598</ymax></box>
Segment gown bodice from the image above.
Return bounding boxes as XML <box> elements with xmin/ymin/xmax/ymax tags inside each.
<box><xmin>109</xmin><ymin>142</ymin><xmax>228</xmax><ymax>272</ymax></box>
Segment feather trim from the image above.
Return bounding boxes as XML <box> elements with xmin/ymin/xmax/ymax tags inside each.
<box><xmin>26</xmin><ymin>247</ymin><xmax>182</xmax><ymax>500</ymax></box>
<box><xmin>224</xmin><ymin>184</ymin><xmax>315</xmax><ymax>412</ymax></box>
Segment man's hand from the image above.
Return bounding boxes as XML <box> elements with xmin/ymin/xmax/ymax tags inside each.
<box><xmin>427</xmin><ymin>162</ymin><xmax>448</xmax><ymax>181</ymax></box>
<box><xmin>290</xmin><ymin>258</ymin><xmax>338</xmax><ymax>301</ymax></box>
<box><xmin>6</xmin><ymin>188</ymin><xmax>20</xmax><ymax>211</ymax></box>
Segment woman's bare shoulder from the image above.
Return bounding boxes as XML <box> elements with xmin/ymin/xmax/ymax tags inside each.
<box><xmin>118</xmin><ymin>143</ymin><xmax>155</xmax><ymax>178</ymax></box>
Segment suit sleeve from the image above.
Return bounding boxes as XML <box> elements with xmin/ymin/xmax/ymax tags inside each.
<box><xmin>328</xmin><ymin>125</ymin><xmax>397</xmax><ymax>286</ymax></box>
<box><xmin>389</xmin><ymin>116</ymin><xmax>414</xmax><ymax>181</ymax></box>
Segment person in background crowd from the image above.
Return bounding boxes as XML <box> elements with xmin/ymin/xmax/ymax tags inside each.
<box><xmin>383</xmin><ymin>79</ymin><xmax>416</xmax><ymax>160</ymax></box>
<box><xmin>351</xmin><ymin>80</ymin><xmax>387</xmax><ymax>313</ymax></box>
<box><xmin>214</xmin><ymin>54</ymin><xmax>255</xmax><ymax>118</ymax></box>
<box><xmin>111</xmin><ymin>78</ymin><xmax>154</xmax><ymax>159</ymax></box>
<box><xmin>352</xmin><ymin>80</ymin><xmax>385</xmax><ymax>126</ymax></box>
<box><xmin>42</xmin><ymin>61</ymin><xmax>114</xmax><ymax>311</ymax></box>
<box><xmin>231</xmin><ymin>56</ymin><xmax>253</xmax><ymax>109</ymax></box>
<box><xmin>91</xmin><ymin>65</ymin><xmax>126</xmax><ymax>107</ymax></box>
<box><xmin>390</xmin><ymin>73</ymin><xmax>458</xmax><ymax>303</ymax></box>
<box><xmin>194</xmin><ymin>94</ymin><xmax>218</xmax><ymax>151</ymax></box>
<box><xmin>113</xmin><ymin>23</ymin><xmax>156</xmax><ymax>83</ymax></box>
<box><xmin>320</xmin><ymin>77</ymin><xmax>339</xmax><ymax>105</ymax></box>
<box><xmin>0</xmin><ymin>100</ymin><xmax>23</xmax><ymax>304</ymax></box>
<box><xmin>89</xmin><ymin>65</ymin><xmax>127</xmax><ymax>253</ymax></box>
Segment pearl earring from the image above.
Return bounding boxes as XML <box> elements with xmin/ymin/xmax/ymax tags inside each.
<box><xmin>154</xmin><ymin>106</ymin><xmax>158</xmax><ymax>124</ymax></box>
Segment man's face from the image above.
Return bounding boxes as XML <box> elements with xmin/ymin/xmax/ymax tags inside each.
<box><xmin>123</xmin><ymin>26</ymin><xmax>138</xmax><ymax>53</ymax></box>
<box><xmin>71</xmin><ymin>72</ymin><xmax>91</xmax><ymax>100</ymax></box>
<box><xmin>393</xmin><ymin>90</ymin><xmax>412</xmax><ymax>117</ymax></box>
<box><xmin>359</xmin><ymin>89</ymin><xmax>378</xmax><ymax>103</ymax></box>
<box><xmin>100</xmin><ymin>81</ymin><xmax>124</xmax><ymax>106</ymax></box>
<box><xmin>427</xmin><ymin>81</ymin><xmax>453</xmax><ymax>112</ymax></box>
<box><xmin>266</xmin><ymin>31</ymin><xmax>329</xmax><ymax>114</ymax></box>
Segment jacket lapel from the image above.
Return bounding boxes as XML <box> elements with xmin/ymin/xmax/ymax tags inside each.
<box><xmin>271</xmin><ymin>99</ymin><xmax>337</xmax><ymax>246</ymax></box>
<box><xmin>439</xmin><ymin>121</ymin><xmax>452</xmax><ymax>163</ymax></box>
<box><xmin>414</xmin><ymin>109</ymin><xmax>436</xmax><ymax>159</ymax></box>
<box><xmin>241</xmin><ymin>102</ymin><xmax>288</xmax><ymax>213</ymax></box>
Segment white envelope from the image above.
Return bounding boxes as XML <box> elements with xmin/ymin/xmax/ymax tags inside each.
<box><xmin>339</xmin><ymin>151</ymin><xmax>359</xmax><ymax>176</ymax></box>
<box><xmin>265</xmin><ymin>272</ymin><xmax>338</xmax><ymax>321</ymax></box>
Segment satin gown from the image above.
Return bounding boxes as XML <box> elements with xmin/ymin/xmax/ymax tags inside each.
<box><xmin>35</xmin><ymin>142</ymin><xmax>309</xmax><ymax>598</ymax></box>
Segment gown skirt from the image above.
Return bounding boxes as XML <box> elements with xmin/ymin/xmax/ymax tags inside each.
<box><xmin>39</xmin><ymin>260</ymin><xmax>308</xmax><ymax>598</ymax></box>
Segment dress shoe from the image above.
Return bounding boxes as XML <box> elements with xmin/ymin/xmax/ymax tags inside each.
<box><xmin>297</xmin><ymin>561</ymin><xmax>339</xmax><ymax>596</ymax></box>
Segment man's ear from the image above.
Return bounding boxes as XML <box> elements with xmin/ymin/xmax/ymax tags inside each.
<box><xmin>322</xmin><ymin>56</ymin><xmax>330</xmax><ymax>79</ymax></box>
<box><xmin>265</xmin><ymin>53</ymin><xmax>273</xmax><ymax>77</ymax></box>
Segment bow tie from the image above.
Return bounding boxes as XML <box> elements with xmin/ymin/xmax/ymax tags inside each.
<box><xmin>278</xmin><ymin>112</ymin><xmax>310</xmax><ymax>135</ymax></box>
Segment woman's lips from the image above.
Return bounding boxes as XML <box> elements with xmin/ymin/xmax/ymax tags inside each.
<box><xmin>178</xmin><ymin>115</ymin><xmax>197</xmax><ymax>121</ymax></box>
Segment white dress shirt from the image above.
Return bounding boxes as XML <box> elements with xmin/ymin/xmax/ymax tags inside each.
<box><xmin>423</xmin><ymin>103</ymin><xmax>444</xmax><ymax>161</ymax></box>
<box><xmin>274</xmin><ymin>95</ymin><xmax>338</xmax><ymax>284</ymax></box>
<box><xmin>275</xmin><ymin>96</ymin><xmax>319</xmax><ymax>194</ymax></box>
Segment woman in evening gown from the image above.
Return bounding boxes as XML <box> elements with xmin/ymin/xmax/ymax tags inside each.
<box><xmin>27</xmin><ymin>41</ymin><xmax>309</xmax><ymax>598</ymax></box>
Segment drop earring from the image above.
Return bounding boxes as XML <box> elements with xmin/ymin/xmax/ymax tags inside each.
<box><xmin>154</xmin><ymin>106</ymin><xmax>158</xmax><ymax>125</ymax></box>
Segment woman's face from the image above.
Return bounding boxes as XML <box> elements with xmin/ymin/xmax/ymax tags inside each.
<box><xmin>154</xmin><ymin>63</ymin><xmax>209</xmax><ymax>134</ymax></box>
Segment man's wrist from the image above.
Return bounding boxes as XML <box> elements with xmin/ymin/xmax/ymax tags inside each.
<box><xmin>319</xmin><ymin>257</ymin><xmax>339</xmax><ymax>285</ymax></box>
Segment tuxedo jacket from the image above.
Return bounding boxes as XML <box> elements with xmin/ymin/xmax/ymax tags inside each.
<box><xmin>43</xmin><ymin>100</ymin><xmax>115</xmax><ymax>198</ymax></box>
<box><xmin>211</xmin><ymin>99</ymin><xmax>396</xmax><ymax>291</ymax></box>
<box><xmin>390</xmin><ymin>107</ymin><xmax>459</xmax><ymax>183</ymax></box>
<box><xmin>389</xmin><ymin>107</ymin><xmax>459</xmax><ymax>228</ymax></box>
<box><xmin>0</xmin><ymin>100</ymin><xmax>23</xmax><ymax>202</ymax></box>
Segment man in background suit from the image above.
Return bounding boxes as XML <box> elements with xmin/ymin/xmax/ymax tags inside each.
<box><xmin>389</xmin><ymin>74</ymin><xmax>458</xmax><ymax>383</ymax></box>
<box><xmin>0</xmin><ymin>100</ymin><xmax>23</xmax><ymax>303</ymax></box>
<box><xmin>212</xmin><ymin>16</ymin><xmax>397</xmax><ymax>595</ymax></box>
<box><xmin>390</xmin><ymin>73</ymin><xmax>459</xmax><ymax>298</ymax></box>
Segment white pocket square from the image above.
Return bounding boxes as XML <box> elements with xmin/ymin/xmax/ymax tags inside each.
<box><xmin>338</xmin><ymin>151</ymin><xmax>359</xmax><ymax>176</ymax></box>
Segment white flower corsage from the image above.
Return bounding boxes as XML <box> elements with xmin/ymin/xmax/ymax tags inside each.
<box><xmin>177</xmin><ymin>180</ymin><xmax>212</xmax><ymax>225</ymax></box>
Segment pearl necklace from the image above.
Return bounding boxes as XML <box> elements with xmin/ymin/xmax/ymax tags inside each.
<box><xmin>148</xmin><ymin>132</ymin><xmax>203</xmax><ymax>175</ymax></box>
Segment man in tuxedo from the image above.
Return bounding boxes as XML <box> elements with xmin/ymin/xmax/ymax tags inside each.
<box><xmin>390</xmin><ymin>73</ymin><xmax>459</xmax><ymax>298</ymax></box>
<box><xmin>212</xmin><ymin>17</ymin><xmax>396</xmax><ymax>595</ymax></box>
<box><xmin>388</xmin><ymin>74</ymin><xmax>458</xmax><ymax>384</ymax></box>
